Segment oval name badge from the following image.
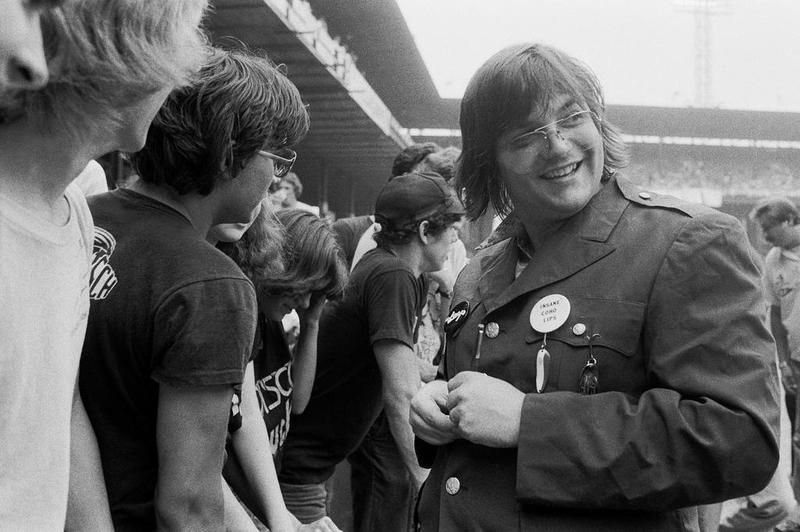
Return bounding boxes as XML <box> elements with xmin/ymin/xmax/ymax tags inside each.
<box><xmin>529</xmin><ymin>294</ymin><xmax>571</xmax><ymax>333</ymax></box>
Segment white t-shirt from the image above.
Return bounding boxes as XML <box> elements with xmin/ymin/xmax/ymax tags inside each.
<box><xmin>73</xmin><ymin>159</ymin><xmax>109</xmax><ymax>197</ymax></box>
<box><xmin>0</xmin><ymin>183</ymin><xmax>93</xmax><ymax>529</ymax></box>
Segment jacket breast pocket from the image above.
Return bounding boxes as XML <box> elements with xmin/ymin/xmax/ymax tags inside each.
<box><xmin>533</xmin><ymin>297</ymin><xmax>647</xmax><ymax>395</ymax></box>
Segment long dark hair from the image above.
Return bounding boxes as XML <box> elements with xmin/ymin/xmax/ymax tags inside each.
<box><xmin>458</xmin><ymin>43</ymin><xmax>629</xmax><ymax>220</ymax></box>
<box><xmin>218</xmin><ymin>200</ymin><xmax>285</xmax><ymax>283</ymax></box>
<box><xmin>260</xmin><ymin>209</ymin><xmax>348</xmax><ymax>300</ymax></box>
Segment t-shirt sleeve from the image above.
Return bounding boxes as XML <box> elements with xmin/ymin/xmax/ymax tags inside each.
<box><xmin>365</xmin><ymin>269</ymin><xmax>420</xmax><ymax>349</ymax></box>
<box><xmin>151</xmin><ymin>278</ymin><xmax>257</xmax><ymax>387</ymax></box>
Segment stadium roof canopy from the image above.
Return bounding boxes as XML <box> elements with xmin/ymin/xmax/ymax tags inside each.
<box><xmin>209</xmin><ymin>0</ymin><xmax>800</xmax><ymax>216</ymax></box>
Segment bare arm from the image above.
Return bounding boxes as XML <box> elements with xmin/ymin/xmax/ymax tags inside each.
<box><xmin>373</xmin><ymin>339</ymin><xmax>429</xmax><ymax>487</ymax></box>
<box><xmin>155</xmin><ymin>383</ymin><xmax>233</xmax><ymax>531</ymax></box>
<box><xmin>65</xmin><ymin>382</ymin><xmax>113</xmax><ymax>531</ymax></box>
<box><xmin>291</xmin><ymin>293</ymin><xmax>325</xmax><ymax>414</ymax></box>
<box><xmin>229</xmin><ymin>363</ymin><xmax>342</xmax><ymax>532</ymax></box>
<box><xmin>223</xmin><ymin>478</ymin><xmax>258</xmax><ymax>532</ymax></box>
<box><xmin>229</xmin><ymin>362</ymin><xmax>294</xmax><ymax>532</ymax></box>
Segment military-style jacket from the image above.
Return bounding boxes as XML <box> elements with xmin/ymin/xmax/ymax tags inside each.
<box><xmin>417</xmin><ymin>175</ymin><xmax>780</xmax><ymax>532</ymax></box>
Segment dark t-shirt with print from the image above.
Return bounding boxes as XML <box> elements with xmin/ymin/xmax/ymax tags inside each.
<box><xmin>223</xmin><ymin>314</ymin><xmax>293</xmax><ymax>508</ymax></box>
<box><xmin>80</xmin><ymin>189</ymin><xmax>257</xmax><ymax>531</ymax></box>
<box><xmin>279</xmin><ymin>247</ymin><xmax>425</xmax><ymax>484</ymax></box>
<box><xmin>252</xmin><ymin>314</ymin><xmax>294</xmax><ymax>463</ymax></box>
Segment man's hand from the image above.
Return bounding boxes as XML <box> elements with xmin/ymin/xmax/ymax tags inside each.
<box><xmin>416</xmin><ymin>357</ymin><xmax>438</xmax><ymax>383</ymax></box>
<box><xmin>427</xmin><ymin>269</ymin><xmax>455</xmax><ymax>297</ymax></box>
<box><xmin>298</xmin><ymin>292</ymin><xmax>326</xmax><ymax>327</ymax></box>
<box><xmin>445</xmin><ymin>372</ymin><xmax>524</xmax><ymax>448</ymax></box>
<box><xmin>410</xmin><ymin>380</ymin><xmax>458</xmax><ymax>446</ymax></box>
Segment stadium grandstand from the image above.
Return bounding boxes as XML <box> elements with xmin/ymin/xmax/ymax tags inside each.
<box><xmin>101</xmin><ymin>0</ymin><xmax>800</xmax><ymax>254</ymax></box>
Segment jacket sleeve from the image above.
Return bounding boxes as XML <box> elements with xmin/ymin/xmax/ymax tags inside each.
<box><xmin>515</xmin><ymin>213</ymin><xmax>781</xmax><ymax>510</ymax></box>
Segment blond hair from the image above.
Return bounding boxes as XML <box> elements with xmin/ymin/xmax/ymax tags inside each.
<box><xmin>1</xmin><ymin>0</ymin><xmax>210</xmax><ymax>129</ymax></box>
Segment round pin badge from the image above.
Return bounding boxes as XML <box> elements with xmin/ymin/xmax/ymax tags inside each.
<box><xmin>485</xmin><ymin>322</ymin><xmax>500</xmax><ymax>338</ymax></box>
<box><xmin>529</xmin><ymin>294</ymin><xmax>571</xmax><ymax>333</ymax></box>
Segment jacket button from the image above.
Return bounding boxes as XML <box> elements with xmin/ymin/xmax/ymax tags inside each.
<box><xmin>572</xmin><ymin>323</ymin><xmax>586</xmax><ymax>336</ymax></box>
<box><xmin>485</xmin><ymin>322</ymin><xmax>500</xmax><ymax>338</ymax></box>
<box><xmin>638</xmin><ymin>191</ymin><xmax>652</xmax><ymax>200</ymax></box>
<box><xmin>445</xmin><ymin>476</ymin><xmax>461</xmax><ymax>495</ymax></box>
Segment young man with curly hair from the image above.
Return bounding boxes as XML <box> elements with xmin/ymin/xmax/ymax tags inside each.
<box><xmin>79</xmin><ymin>47</ymin><xmax>309</xmax><ymax>530</ymax></box>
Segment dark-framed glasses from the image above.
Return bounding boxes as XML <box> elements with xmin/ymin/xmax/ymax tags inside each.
<box><xmin>258</xmin><ymin>148</ymin><xmax>297</xmax><ymax>178</ymax></box>
<box><xmin>510</xmin><ymin>109</ymin><xmax>598</xmax><ymax>154</ymax></box>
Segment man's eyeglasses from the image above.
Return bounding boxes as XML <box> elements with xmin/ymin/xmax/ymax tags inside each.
<box><xmin>510</xmin><ymin>109</ymin><xmax>598</xmax><ymax>155</ymax></box>
<box><xmin>258</xmin><ymin>148</ymin><xmax>297</xmax><ymax>178</ymax></box>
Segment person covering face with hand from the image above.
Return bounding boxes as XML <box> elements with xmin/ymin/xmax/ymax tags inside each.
<box><xmin>214</xmin><ymin>206</ymin><xmax>347</xmax><ymax>532</ymax></box>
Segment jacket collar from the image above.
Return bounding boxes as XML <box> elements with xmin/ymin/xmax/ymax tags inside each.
<box><xmin>477</xmin><ymin>175</ymin><xmax>630</xmax><ymax>315</ymax></box>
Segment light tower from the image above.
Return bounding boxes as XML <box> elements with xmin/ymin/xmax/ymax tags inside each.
<box><xmin>674</xmin><ymin>0</ymin><xmax>730</xmax><ymax>107</ymax></box>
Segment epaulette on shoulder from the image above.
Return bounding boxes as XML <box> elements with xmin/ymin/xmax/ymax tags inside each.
<box><xmin>616</xmin><ymin>175</ymin><xmax>716</xmax><ymax>219</ymax></box>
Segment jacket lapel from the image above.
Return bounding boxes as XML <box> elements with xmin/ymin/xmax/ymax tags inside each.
<box><xmin>476</xmin><ymin>238</ymin><xmax>518</xmax><ymax>308</ymax></box>
<box><xmin>480</xmin><ymin>177</ymin><xmax>630</xmax><ymax>316</ymax></box>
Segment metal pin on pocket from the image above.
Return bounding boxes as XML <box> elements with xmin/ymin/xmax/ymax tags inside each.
<box><xmin>536</xmin><ymin>334</ymin><xmax>550</xmax><ymax>393</ymax></box>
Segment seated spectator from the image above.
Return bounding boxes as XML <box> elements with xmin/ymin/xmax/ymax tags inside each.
<box><xmin>0</xmin><ymin>0</ymin><xmax>208</xmax><ymax>529</ymax></box>
<box><xmin>79</xmin><ymin>46</ymin><xmax>309</xmax><ymax>530</ymax></box>
<box><xmin>213</xmin><ymin>207</ymin><xmax>347</xmax><ymax>531</ymax></box>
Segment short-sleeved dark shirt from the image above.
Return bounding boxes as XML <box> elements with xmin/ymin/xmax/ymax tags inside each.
<box><xmin>80</xmin><ymin>189</ymin><xmax>257</xmax><ymax>531</ymax></box>
<box><xmin>253</xmin><ymin>314</ymin><xmax>294</xmax><ymax>462</ymax></box>
<box><xmin>279</xmin><ymin>247</ymin><xmax>425</xmax><ymax>484</ymax></box>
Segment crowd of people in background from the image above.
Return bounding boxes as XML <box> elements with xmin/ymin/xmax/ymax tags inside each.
<box><xmin>0</xmin><ymin>1</ymin><xmax>797</xmax><ymax>532</ymax></box>
<box><xmin>628</xmin><ymin>159</ymin><xmax>800</xmax><ymax>198</ymax></box>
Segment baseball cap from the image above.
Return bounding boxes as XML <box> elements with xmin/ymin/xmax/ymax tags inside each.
<box><xmin>374</xmin><ymin>171</ymin><xmax>464</xmax><ymax>227</ymax></box>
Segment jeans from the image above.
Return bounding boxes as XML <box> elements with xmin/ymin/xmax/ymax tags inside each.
<box><xmin>280</xmin><ymin>480</ymin><xmax>329</xmax><ymax>524</ymax></box>
<box><xmin>348</xmin><ymin>411</ymin><xmax>415</xmax><ymax>532</ymax></box>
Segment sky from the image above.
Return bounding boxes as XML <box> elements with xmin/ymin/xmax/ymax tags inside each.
<box><xmin>396</xmin><ymin>0</ymin><xmax>800</xmax><ymax>112</ymax></box>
